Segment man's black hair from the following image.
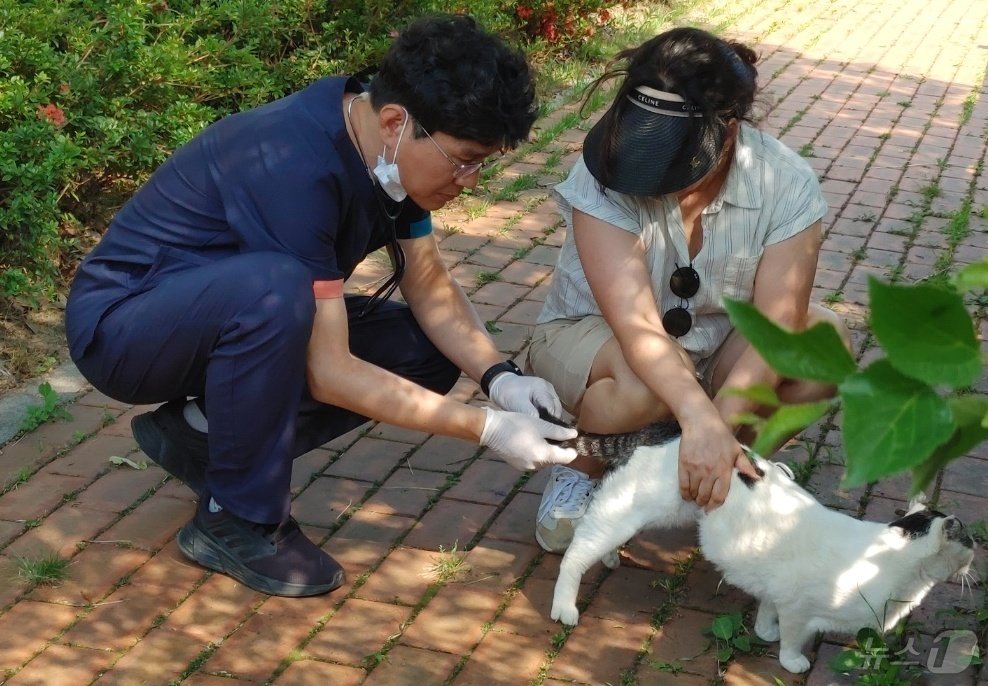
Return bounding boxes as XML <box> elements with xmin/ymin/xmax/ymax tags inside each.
<box><xmin>368</xmin><ymin>14</ymin><xmax>537</xmax><ymax>149</ymax></box>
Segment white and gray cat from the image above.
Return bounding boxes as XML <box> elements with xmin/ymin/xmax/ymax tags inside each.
<box><xmin>547</xmin><ymin>420</ymin><xmax>976</xmax><ymax>673</ymax></box>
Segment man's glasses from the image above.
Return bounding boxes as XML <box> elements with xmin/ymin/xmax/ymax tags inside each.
<box><xmin>662</xmin><ymin>263</ymin><xmax>700</xmax><ymax>338</ymax></box>
<box><xmin>418</xmin><ymin>124</ymin><xmax>497</xmax><ymax>180</ymax></box>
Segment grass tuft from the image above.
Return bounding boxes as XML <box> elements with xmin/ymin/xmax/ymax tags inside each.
<box><xmin>15</xmin><ymin>552</ymin><xmax>70</xmax><ymax>588</ymax></box>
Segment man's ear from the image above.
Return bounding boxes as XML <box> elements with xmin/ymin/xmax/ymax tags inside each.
<box><xmin>377</xmin><ymin>104</ymin><xmax>410</xmax><ymax>147</ymax></box>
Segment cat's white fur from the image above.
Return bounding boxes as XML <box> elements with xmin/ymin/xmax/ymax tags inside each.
<box><xmin>550</xmin><ymin>437</ymin><xmax>975</xmax><ymax>673</ymax></box>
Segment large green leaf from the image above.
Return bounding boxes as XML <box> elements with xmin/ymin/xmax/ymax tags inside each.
<box><xmin>723</xmin><ymin>298</ymin><xmax>856</xmax><ymax>384</ymax></box>
<box><xmin>839</xmin><ymin>360</ymin><xmax>955</xmax><ymax>487</ymax></box>
<box><xmin>751</xmin><ymin>400</ymin><xmax>833</xmax><ymax>456</ymax></box>
<box><xmin>952</xmin><ymin>259</ymin><xmax>988</xmax><ymax>291</ymax></box>
<box><xmin>719</xmin><ymin>383</ymin><xmax>781</xmax><ymax>407</ymax></box>
<box><xmin>868</xmin><ymin>278</ymin><xmax>981</xmax><ymax>388</ymax></box>
<box><xmin>910</xmin><ymin>394</ymin><xmax>988</xmax><ymax>494</ymax></box>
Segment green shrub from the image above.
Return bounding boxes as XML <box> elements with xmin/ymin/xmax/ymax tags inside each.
<box><xmin>1</xmin><ymin>0</ymin><xmax>619</xmax><ymax>301</ymax></box>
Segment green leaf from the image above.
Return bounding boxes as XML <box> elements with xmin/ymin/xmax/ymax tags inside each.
<box><xmin>952</xmin><ymin>259</ymin><xmax>988</xmax><ymax>291</ymax></box>
<box><xmin>723</xmin><ymin>298</ymin><xmax>856</xmax><ymax>384</ymax></box>
<box><xmin>108</xmin><ymin>455</ymin><xmax>148</xmax><ymax>470</ymax></box>
<box><xmin>856</xmin><ymin>627</ymin><xmax>885</xmax><ymax>651</ymax></box>
<box><xmin>731</xmin><ymin>411</ymin><xmax>764</xmax><ymax>427</ymax></box>
<box><xmin>839</xmin><ymin>361</ymin><xmax>955</xmax><ymax>487</ymax></box>
<box><xmin>719</xmin><ymin>383</ymin><xmax>781</xmax><ymax>407</ymax></box>
<box><xmin>727</xmin><ymin>611</ymin><xmax>743</xmax><ymax>631</ymax></box>
<box><xmin>911</xmin><ymin>395</ymin><xmax>988</xmax><ymax>494</ymax></box>
<box><xmin>38</xmin><ymin>382</ymin><xmax>58</xmax><ymax>410</ymax></box>
<box><xmin>711</xmin><ymin>615</ymin><xmax>735</xmax><ymax>640</ymax></box>
<box><xmin>716</xmin><ymin>646</ymin><xmax>734</xmax><ymax>662</ymax></box>
<box><xmin>732</xmin><ymin>635</ymin><xmax>751</xmax><ymax>652</ymax></box>
<box><xmin>751</xmin><ymin>400</ymin><xmax>833</xmax><ymax>456</ymax></box>
<box><xmin>868</xmin><ymin>278</ymin><xmax>981</xmax><ymax>388</ymax></box>
<box><xmin>830</xmin><ymin>648</ymin><xmax>864</xmax><ymax>672</ymax></box>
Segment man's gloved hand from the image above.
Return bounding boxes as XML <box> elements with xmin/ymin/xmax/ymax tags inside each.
<box><xmin>479</xmin><ymin>407</ymin><xmax>578</xmax><ymax>470</ymax></box>
<box><xmin>488</xmin><ymin>373</ymin><xmax>563</xmax><ymax>418</ymax></box>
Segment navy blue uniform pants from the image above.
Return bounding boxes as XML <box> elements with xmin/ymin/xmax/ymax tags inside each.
<box><xmin>73</xmin><ymin>252</ymin><xmax>459</xmax><ymax>523</ymax></box>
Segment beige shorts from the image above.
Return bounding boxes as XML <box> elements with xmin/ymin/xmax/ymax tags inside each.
<box><xmin>527</xmin><ymin>315</ymin><xmax>738</xmax><ymax>414</ymax></box>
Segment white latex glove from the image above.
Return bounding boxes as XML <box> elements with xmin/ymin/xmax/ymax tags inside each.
<box><xmin>488</xmin><ymin>372</ymin><xmax>563</xmax><ymax>418</ymax></box>
<box><xmin>479</xmin><ymin>407</ymin><xmax>578</xmax><ymax>470</ymax></box>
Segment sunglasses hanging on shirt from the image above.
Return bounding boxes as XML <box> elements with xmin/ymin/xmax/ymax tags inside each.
<box><xmin>662</xmin><ymin>263</ymin><xmax>700</xmax><ymax>337</ymax></box>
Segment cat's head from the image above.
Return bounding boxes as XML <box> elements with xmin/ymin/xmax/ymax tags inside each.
<box><xmin>888</xmin><ymin>500</ymin><xmax>976</xmax><ymax>582</ymax></box>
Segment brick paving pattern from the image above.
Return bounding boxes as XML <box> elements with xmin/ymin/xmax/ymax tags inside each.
<box><xmin>1</xmin><ymin>0</ymin><xmax>986</xmax><ymax>683</ymax></box>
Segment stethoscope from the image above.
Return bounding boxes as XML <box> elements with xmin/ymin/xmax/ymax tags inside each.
<box><xmin>346</xmin><ymin>92</ymin><xmax>405</xmax><ymax>318</ymax></box>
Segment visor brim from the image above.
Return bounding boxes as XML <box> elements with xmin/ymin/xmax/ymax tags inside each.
<box><xmin>583</xmin><ymin>101</ymin><xmax>724</xmax><ymax>196</ymax></box>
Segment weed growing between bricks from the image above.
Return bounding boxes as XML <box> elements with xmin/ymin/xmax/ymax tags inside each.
<box><xmin>0</xmin><ymin>444</ymin><xmax>156</xmax><ymax>603</ymax></box>
<box><xmin>533</xmin><ymin>553</ymin><xmax>704</xmax><ymax>684</ymax></box>
<box><xmin>927</xmin><ymin>198</ymin><xmax>975</xmax><ymax>288</ymax></box>
<box><xmin>263</xmin><ymin>441</ymin><xmax>533</xmax><ymax>682</ymax></box>
<box><xmin>174</xmin><ymin>642</ymin><xmax>221</xmax><ymax>684</ymax></box>
<box><xmin>438</xmin><ymin>547</ymin><xmax>550</xmax><ymax>684</ymax></box>
<box><xmin>14</xmin><ymin>551</ymin><xmax>69</xmax><ymax>589</ymax></box>
<box><xmin>624</xmin><ymin>552</ymin><xmax>704</xmax><ymax>680</ymax></box>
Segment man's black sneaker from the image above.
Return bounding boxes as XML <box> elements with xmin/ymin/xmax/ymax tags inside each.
<box><xmin>132</xmin><ymin>399</ymin><xmax>208</xmax><ymax>497</ymax></box>
<box><xmin>176</xmin><ymin>499</ymin><xmax>345</xmax><ymax>597</ymax></box>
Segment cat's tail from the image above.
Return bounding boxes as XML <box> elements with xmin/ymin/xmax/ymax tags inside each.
<box><xmin>537</xmin><ymin>408</ymin><xmax>681</xmax><ymax>467</ymax></box>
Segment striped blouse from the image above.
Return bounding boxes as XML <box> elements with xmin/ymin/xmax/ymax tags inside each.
<box><xmin>538</xmin><ymin>123</ymin><xmax>827</xmax><ymax>362</ymax></box>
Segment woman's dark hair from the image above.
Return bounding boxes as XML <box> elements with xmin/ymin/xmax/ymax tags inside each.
<box><xmin>584</xmin><ymin>27</ymin><xmax>759</xmax><ymax>186</ymax></box>
<box><xmin>369</xmin><ymin>14</ymin><xmax>538</xmax><ymax>149</ymax></box>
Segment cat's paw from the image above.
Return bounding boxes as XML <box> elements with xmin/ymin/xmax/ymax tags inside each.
<box><xmin>550</xmin><ymin>601</ymin><xmax>580</xmax><ymax>626</ymax></box>
<box><xmin>602</xmin><ymin>550</ymin><xmax>620</xmax><ymax>569</ymax></box>
<box><xmin>754</xmin><ymin>620</ymin><xmax>780</xmax><ymax>642</ymax></box>
<box><xmin>779</xmin><ymin>652</ymin><xmax>811</xmax><ymax>673</ymax></box>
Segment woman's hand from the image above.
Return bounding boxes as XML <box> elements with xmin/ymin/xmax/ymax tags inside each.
<box><xmin>677</xmin><ymin>413</ymin><xmax>759</xmax><ymax>510</ymax></box>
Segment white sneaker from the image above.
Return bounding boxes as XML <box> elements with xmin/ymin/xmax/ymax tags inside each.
<box><xmin>535</xmin><ymin>465</ymin><xmax>598</xmax><ymax>552</ymax></box>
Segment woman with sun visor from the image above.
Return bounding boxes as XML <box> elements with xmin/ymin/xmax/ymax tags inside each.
<box><xmin>528</xmin><ymin>27</ymin><xmax>849</xmax><ymax>553</ymax></box>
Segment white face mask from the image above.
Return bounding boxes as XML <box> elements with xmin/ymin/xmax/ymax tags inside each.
<box><xmin>372</xmin><ymin>107</ymin><xmax>410</xmax><ymax>202</ymax></box>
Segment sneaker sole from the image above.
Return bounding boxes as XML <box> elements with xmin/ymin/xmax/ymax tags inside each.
<box><xmin>177</xmin><ymin>522</ymin><xmax>345</xmax><ymax>597</ymax></box>
<box><xmin>132</xmin><ymin>412</ymin><xmax>208</xmax><ymax>498</ymax></box>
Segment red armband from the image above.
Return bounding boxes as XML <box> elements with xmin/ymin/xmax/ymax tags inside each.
<box><xmin>313</xmin><ymin>279</ymin><xmax>343</xmax><ymax>299</ymax></box>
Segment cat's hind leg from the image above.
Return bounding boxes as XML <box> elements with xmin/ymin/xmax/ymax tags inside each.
<box><xmin>550</xmin><ymin>515</ymin><xmax>640</xmax><ymax>626</ymax></box>
<box><xmin>754</xmin><ymin>598</ymin><xmax>780</xmax><ymax>642</ymax></box>
<box><xmin>776</xmin><ymin>610</ymin><xmax>814</xmax><ymax>673</ymax></box>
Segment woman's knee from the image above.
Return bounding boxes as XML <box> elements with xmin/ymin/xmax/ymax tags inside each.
<box><xmin>807</xmin><ymin>303</ymin><xmax>851</xmax><ymax>350</ymax></box>
<box><xmin>581</xmin><ymin>339</ymin><xmax>674</xmax><ymax>430</ymax></box>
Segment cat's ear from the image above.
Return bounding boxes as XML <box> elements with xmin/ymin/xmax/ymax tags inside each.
<box><xmin>905</xmin><ymin>493</ymin><xmax>929</xmax><ymax>515</ymax></box>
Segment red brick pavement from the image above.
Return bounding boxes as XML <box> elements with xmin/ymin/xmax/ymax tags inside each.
<box><xmin>1</xmin><ymin>0</ymin><xmax>986</xmax><ymax>683</ymax></box>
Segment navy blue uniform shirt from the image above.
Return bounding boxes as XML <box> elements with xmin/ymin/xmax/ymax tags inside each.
<box><xmin>66</xmin><ymin>76</ymin><xmax>431</xmax><ymax>359</ymax></box>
